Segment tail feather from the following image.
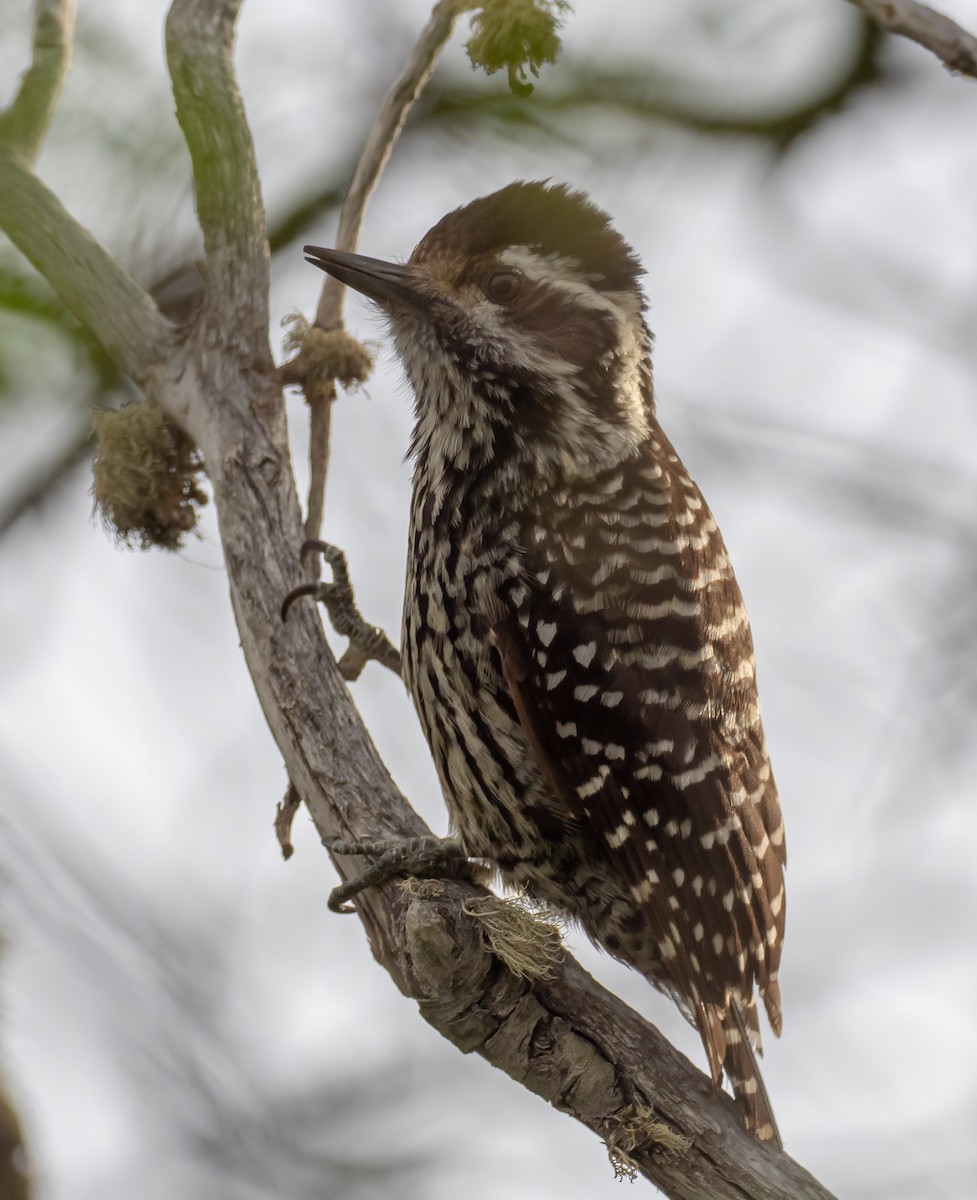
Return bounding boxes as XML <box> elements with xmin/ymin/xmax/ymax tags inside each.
<box><xmin>726</xmin><ymin>1000</ymin><xmax>781</xmax><ymax>1148</ymax></box>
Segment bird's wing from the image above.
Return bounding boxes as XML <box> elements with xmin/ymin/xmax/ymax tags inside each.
<box><xmin>484</xmin><ymin>464</ymin><xmax>786</xmax><ymax>1058</ymax></box>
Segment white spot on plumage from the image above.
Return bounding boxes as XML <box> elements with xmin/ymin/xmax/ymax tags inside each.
<box><xmin>536</xmin><ymin>620</ymin><xmax>557</xmax><ymax>646</ymax></box>
<box><xmin>636</xmin><ymin>763</ymin><xmax>663</xmax><ymax>782</ymax></box>
<box><xmin>606</xmin><ymin>823</ymin><xmax>631</xmax><ymax>849</ymax></box>
<box><xmin>546</xmin><ymin>669</ymin><xmax>567</xmax><ymax>690</ymax></box>
<box><xmin>674</xmin><ymin>752</ymin><xmax>720</xmax><ymax>789</ymax></box>
<box><xmin>572</xmin><ymin>641</ymin><xmax>597</xmax><ymax>667</ymax></box>
<box><xmin>626</xmin><ymin>596</ymin><xmax>700</xmax><ymax>621</ymax></box>
<box><xmin>573</xmin><ymin>684</ymin><xmax>599</xmax><ymax>702</ymax></box>
<box><xmin>556</xmin><ymin>720</ymin><xmax>577</xmax><ymax>738</ymax></box>
<box><xmin>577</xmin><ymin>765</ymin><xmax>610</xmax><ymax>799</ymax></box>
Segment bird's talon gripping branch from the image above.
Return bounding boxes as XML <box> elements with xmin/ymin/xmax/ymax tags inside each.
<box><xmin>323</xmin><ymin>835</ymin><xmax>470</xmax><ymax>912</ymax></box>
<box><xmin>281</xmin><ymin>539</ymin><xmax>402</xmax><ymax>680</ymax></box>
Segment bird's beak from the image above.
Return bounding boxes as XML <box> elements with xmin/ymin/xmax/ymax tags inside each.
<box><xmin>304</xmin><ymin>246</ymin><xmax>423</xmax><ymax>311</ymax></box>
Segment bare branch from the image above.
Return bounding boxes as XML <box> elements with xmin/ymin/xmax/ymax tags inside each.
<box><xmin>0</xmin><ymin>153</ymin><xmax>173</xmax><ymax>387</ymax></box>
<box><xmin>847</xmin><ymin>0</ymin><xmax>977</xmax><ymax>78</ymax></box>
<box><xmin>313</xmin><ymin>0</ymin><xmax>466</xmax><ymax>331</ymax></box>
<box><xmin>0</xmin><ymin>0</ymin><xmax>76</xmax><ymax>166</ymax></box>
<box><xmin>297</xmin><ymin>0</ymin><xmax>466</xmax><ymax>546</ymax></box>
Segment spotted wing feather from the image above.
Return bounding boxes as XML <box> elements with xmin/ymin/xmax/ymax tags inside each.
<box><xmin>488</xmin><ymin>437</ymin><xmax>785</xmax><ymax>1139</ymax></box>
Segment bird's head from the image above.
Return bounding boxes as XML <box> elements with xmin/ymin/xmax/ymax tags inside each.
<box><xmin>305</xmin><ymin>182</ymin><xmax>655</xmax><ymax>480</ymax></box>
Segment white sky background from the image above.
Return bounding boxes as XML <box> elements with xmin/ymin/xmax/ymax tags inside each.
<box><xmin>1</xmin><ymin>1</ymin><xmax>977</xmax><ymax>1197</ymax></box>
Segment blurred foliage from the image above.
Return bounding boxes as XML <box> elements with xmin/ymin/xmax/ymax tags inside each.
<box><xmin>465</xmin><ymin>0</ymin><xmax>570</xmax><ymax>96</ymax></box>
<box><xmin>0</xmin><ymin>0</ymin><xmax>884</xmax><ymax>536</ymax></box>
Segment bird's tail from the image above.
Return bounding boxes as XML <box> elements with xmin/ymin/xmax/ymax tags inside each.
<box><xmin>724</xmin><ymin>999</ymin><xmax>781</xmax><ymax>1148</ymax></box>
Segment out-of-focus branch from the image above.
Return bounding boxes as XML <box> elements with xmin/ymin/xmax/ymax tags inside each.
<box><xmin>0</xmin><ymin>154</ymin><xmax>173</xmax><ymax>387</ymax></box>
<box><xmin>0</xmin><ymin>0</ymin><xmax>76</xmax><ymax>166</ymax></box>
<box><xmin>0</xmin><ymin>1</ymin><xmax>170</xmax><ymax>388</ymax></box>
<box><xmin>165</xmin><ymin>0</ymin><xmax>270</xmax><ymax>344</ymax></box>
<box><xmin>846</xmin><ymin>0</ymin><xmax>977</xmax><ymax>78</ymax></box>
<box><xmin>0</xmin><ymin>421</ymin><xmax>92</xmax><ymax>539</ymax></box>
<box><xmin>298</xmin><ymin>0</ymin><xmax>467</xmax><ymax>546</ymax></box>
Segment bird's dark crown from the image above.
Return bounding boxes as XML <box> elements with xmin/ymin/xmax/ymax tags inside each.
<box><xmin>411</xmin><ymin>181</ymin><xmax>645</xmax><ymax>295</ymax></box>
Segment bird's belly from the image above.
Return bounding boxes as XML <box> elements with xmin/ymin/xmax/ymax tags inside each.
<box><xmin>404</xmin><ymin>621</ymin><xmax>555</xmax><ymax>864</ymax></box>
<box><xmin>403</xmin><ymin>615</ymin><xmax>658</xmax><ymax>956</ymax></box>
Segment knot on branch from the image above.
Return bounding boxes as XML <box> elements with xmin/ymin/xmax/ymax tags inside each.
<box><xmin>461</xmin><ymin>894</ymin><xmax>564</xmax><ymax>982</ymax></box>
<box><xmin>91</xmin><ymin>403</ymin><xmax>207</xmax><ymax>550</ymax></box>
<box><xmin>465</xmin><ymin>0</ymin><xmax>569</xmax><ymax>96</ymax></box>
<box><xmin>280</xmin><ymin>314</ymin><xmax>374</xmax><ymax>398</ymax></box>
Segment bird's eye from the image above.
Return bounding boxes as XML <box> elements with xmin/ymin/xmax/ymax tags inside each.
<box><xmin>483</xmin><ymin>269</ymin><xmax>524</xmax><ymax>305</ymax></box>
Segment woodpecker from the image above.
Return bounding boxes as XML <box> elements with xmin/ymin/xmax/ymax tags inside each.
<box><xmin>304</xmin><ymin>182</ymin><xmax>786</xmax><ymax>1143</ymax></box>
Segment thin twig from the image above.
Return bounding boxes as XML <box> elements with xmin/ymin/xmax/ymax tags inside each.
<box><xmin>313</xmin><ymin>0</ymin><xmax>467</xmax><ymax>330</ymax></box>
<box><xmin>0</xmin><ymin>0</ymin><xmax>77</xmax><ymax>166</ymax></box>
<box><xmin>302</xmin><ymin>0</ymin><xmax>468</xmax><ymax>546</ymax></box>
<box><xmin>846</xmin><ymin>0</ymin><xmax>977</xmax><ymax>78</ymax></box>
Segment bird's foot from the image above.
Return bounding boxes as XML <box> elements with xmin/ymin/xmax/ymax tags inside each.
<box><xmin>281</xmin><ymin>539</ymin><xmax>401</xmax><ymax>680</ymax></box>
<box><xmin>323</xmin><ymin>835</ymin><xmax>473</xmax><ymax>912</ymax></box>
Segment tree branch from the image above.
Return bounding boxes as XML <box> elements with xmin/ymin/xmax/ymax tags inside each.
<box><xmin>312</xmin><ymin>0</ymin><xmax>465</xmax><ymax>332</ymax></box>
<box><xmin>301</xmin><ymin>0</ymin><xmax>466</xmax><ymax>546</ymax></box>
<box><xmin>165</xmin><ymin>0</ymin><xmax>271</xmax><ymax>341</ymax></box>
<box><xmin>0</xmin><ymin>153</ymin><xmax>173</xmax><ymax>388</ymax></box>
<box><xmin>0</xmin><ymin>0</ymin><xmax>76</xmax><ymax>166</ymax></box>
<box><xmin>846</xmin><ymin>0</ymin><xmax>977</xmax><ymax>78</ymax></box>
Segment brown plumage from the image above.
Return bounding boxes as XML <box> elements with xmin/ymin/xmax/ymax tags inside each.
<box><xmin>305</xmin><ymin>182</ymin><xmax>787</xmax><ymax>1143</ymax></box>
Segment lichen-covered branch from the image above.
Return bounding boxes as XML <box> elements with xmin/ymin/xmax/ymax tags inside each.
<box><xmin>165</xmin><ymin>0</ymin><xmax>271</xmax><ymax>341</ymax></box>
<box><xmin>847</xmin><ymin>0</ymin><xmax>977</xmax><ymax>78</ymax></box>
<box><xmin>0</xmin><ymin>0</ymin><xmax>76</xmax><ymax>166</ymax></box>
